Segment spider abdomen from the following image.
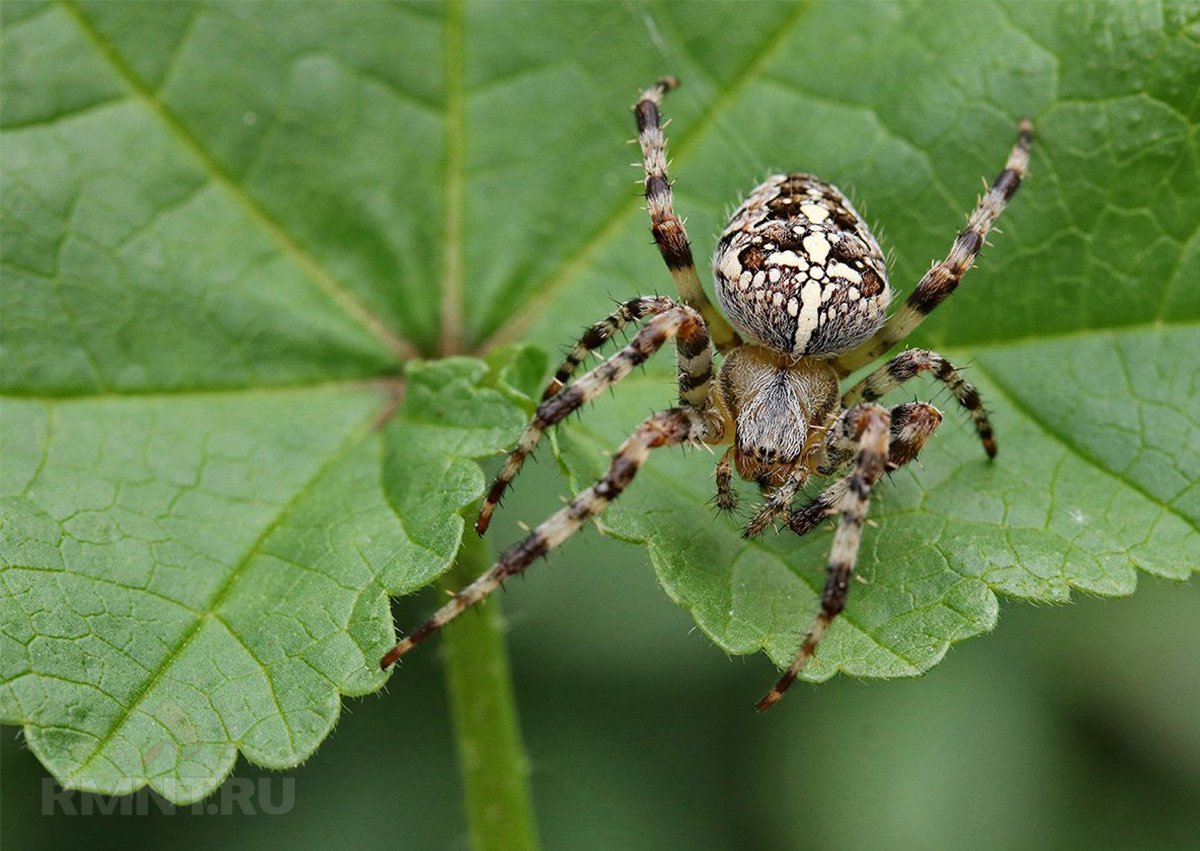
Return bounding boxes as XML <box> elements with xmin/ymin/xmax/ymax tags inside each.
<box><xmin>712</xmin><ymin>174</ymin><xmax>892</xmax><ymax>357</ymax></box>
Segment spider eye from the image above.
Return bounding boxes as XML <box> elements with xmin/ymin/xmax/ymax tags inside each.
<box><xmin>713</xmin><ymin>173</ymin><xmax>892</xmax><ymax>356</ymax></box>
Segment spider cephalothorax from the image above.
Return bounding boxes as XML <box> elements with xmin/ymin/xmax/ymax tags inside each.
<box><xmin>382</xmin><ymin>77</ymin><xmax>1032</xmax><ymax>709</ymax></box>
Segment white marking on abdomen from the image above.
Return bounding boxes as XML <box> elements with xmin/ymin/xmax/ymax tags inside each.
<box><xmin>792</xmin><ymin>279</ymin><xmax>823</xmax><ymax>353</ymax></box>
<box><xmin>767</xmin><ymin>250</ymin><xmax>803</xmax><ymax>267</ymax></box>
<box><xmin>802</xmin><ymin>233</ymin><xmax>831</xmax><ymax>265</ymax></box>
<box><xmin>800</xmin><ymin>204</ymin><xmax>830</xmax><ymax>222</ymax></box>
<box><xmin>828</xmin><ymin>262</ymin><xmax>862</xmax><ymax>283</ymax></box>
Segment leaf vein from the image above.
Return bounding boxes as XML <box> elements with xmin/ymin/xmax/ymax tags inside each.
<box><xmin>438</xmin><ymin>0</ymin><xmax>466</xmax><ymax>356</ymax></box>
<box><xmin>973</xmin><ymin>361</ymin><xmax>1198</xmax><ymax>534</ymax></box>
<box><xmin>57</xmin><ymin>0</ymin><xmax>418</xmax><ymax>363</ymax></box>
<box><xmin>67</xmin><ymin>393</ymin><xmax>388</xmax><ymax>776</ymax></box>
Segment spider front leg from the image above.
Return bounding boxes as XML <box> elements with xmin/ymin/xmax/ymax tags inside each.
<box><xmin>842</xmin><ymin>348</ymin><xmax>995</xmax><ymax>457</ymax></box>
<box><xmin>381</xmin><ymin>407</ymin><xmax>715</xmax><ymax>669</ymax></box>
<box><xmin>475</xmin><ymin>304</ymin><xmax>713</xmax><ymax>534</ymax></box>
<box><xmin>635</xmin><ymin>78</ymin><xmax>739</xmax><ymax>352</ymax></box>
<box><xmin>836</xmin><ymin>119</ymin><xmax>1033</xmax><ymax>375</ymax></box>
<box><xmin>757</xmin><ymin>404</ymin><xmax>892</xmax><ymax>711</ymax></box>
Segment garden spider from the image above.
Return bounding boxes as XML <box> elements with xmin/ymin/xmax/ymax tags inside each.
<box><xmin>382</xmin><ymin>78</ymin><xmax>1032</xmax><ymax>710</ymax></box>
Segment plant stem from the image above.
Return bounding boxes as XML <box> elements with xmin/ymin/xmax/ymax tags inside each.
<box><xmin>438</xmin><ymin>529</ymin><xmax>540</xmax><ymax>851</ymax></box>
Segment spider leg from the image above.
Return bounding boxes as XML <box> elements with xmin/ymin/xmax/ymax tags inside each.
<box><xmin>542</xmin><ymin>295</ymin><xmax>679</xmax><ymax>400</ymax></box>
<box><xmin>475</xmin><ymin>305</ymin><xmax>714</xmax><ymax>535</ymax></box>
<box><xmin>835</xmin><ymin>119</ymin><xmax>1032</xmax><ymax>375</ymax></box>
<box><xmin>635</xmin><ymin>78</ymin><xmax>740</xmax><ymax>352</ymax></box>
<box><xmin>745</xmin><ymin>383</ymin><xmax>947</xmax><ymax>540</ymax></box>
<box><xmin>714</xmin><ymin>446</ymin><xmax>739</xmax><ymax>513</ymax></box>
<box><xmin>842</xmin><ymin>348</ymin><xmax>995</xmax><ymax>457</ymax></box>
<box><xmin>743</xmin><ymin>467</ymin><xmax>808</xmax><ymax>539</ymax></box>
<box><xmin>791</xmin><ymin>402</ymin><xmax>943</xmax><ymax>538</ymax></box>
<box><xmin>884</xmin><ymin>401</ymin><xmax>946</xmax><ymax>470</ymax></box>
<box><xmin>382</xmin><ymin>407</ymin><xmax>713</xmax><ymax>670</ymax></box>
<box><xmin>757</xmin><ymin>404</ymin><xmax>891</xmax><ymax>710</ymax></box>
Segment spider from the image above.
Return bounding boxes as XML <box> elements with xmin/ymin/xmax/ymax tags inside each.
<box><xmin>382</xmin><ymin>78</ymin><xmax>1032</xmax><ymax>710</ymax></box>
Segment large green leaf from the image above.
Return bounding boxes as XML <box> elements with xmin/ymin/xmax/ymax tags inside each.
<box><xmin>1</xmin><ymin>0</ymin><xmax>1196</xmax><ymax>804</ymax></box>
<box><xmin>0</xmin><ymin>359</ymin><xmax>532</xmax><ymax>802</ymax></box>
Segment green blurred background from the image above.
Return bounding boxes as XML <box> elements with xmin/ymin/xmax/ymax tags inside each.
<box><xmin>4</xmin><ymin>453</ymin><xmax>1198</xmax><ymax>848</ymax></box>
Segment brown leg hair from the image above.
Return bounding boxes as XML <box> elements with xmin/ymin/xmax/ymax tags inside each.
<box><xmin>743</xmin><ymin>467</ymin><xmax>809</xmax><ymax>539</ymax></box>
<box><xmin>541</xmin><ymin>295</ymin><xmax>678</xmax><ymax>400</ymax></box>
<box><xmin>714</xmin><ymin>446</ymin><xmax>738</xmax><ymax>513</ymax></box>
<box><xmin>382</xmin><ymin>407</ymin><xmax>713</xmax><ymax>670</ymax></box>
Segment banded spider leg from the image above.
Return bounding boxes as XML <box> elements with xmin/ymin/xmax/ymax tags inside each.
<box><xmin>382</xmin><ymin>304</ymin><xmax>721</xmax><ymax>670</ymax></box>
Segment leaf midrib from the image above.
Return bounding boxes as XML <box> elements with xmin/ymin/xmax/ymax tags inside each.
<box><xmin>47</xmin><ymin>0</ymin><xmax>1198</xmax><ymax>388</ymax></box>
<box><xmin>438</xmin><ymin>0</ymin><xmax>466</xmax><ymax>356</ymax></box>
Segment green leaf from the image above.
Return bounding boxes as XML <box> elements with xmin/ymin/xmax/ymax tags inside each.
<box><xmin>0</xmin><ymin>360</ymin><xmax>529</xmax><ymax>803</ymax></box>
<box><xmin>2</xmin><ymin>0</ymin><xmax>1197</xmax><ymax>805</ymax></box>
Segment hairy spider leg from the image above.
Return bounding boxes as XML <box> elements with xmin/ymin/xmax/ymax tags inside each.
<box><xmin>835</xmin><ymin>120</ymin><xmax>1033</xmax><ymax>375</ymax></box>
<box><xmin>714</xmin><ymin>446</ymin><xmax>739</xmax><ymax>513</ymax></box>
<box><xmin>757</xmin><ymin>404</ymin><xmax>892</xmax><ymax>710</ymax></box>
<box><xmin>842</xmin><ymin>348</ymin><xmax>995</xmax><ymax>457</ymax></box>
<box><xmin>634</xmin><ymin>77</ymin><xmax>740</xmax><ymax>352</ymax></box>
<box><xmin>474</xmin><ymin>305</ymin><xmax>714</xmax><ymax>535</ymax></box>
<box><xmin>883</xmin><ymin>402</ymin><xmax>946</xmax><ymax>470</ymax></box>
<box><xmin>383</xmin><ymin>407</ymin><xmax>714</xmax><ymax>670</ymax></box>
<box><xmin>541</xmin><ymin>295</ymin><xmax>679</xmax><ymax>400</ymax></box>
<box><xmin>790</xmin><ymin>402</ymin><xmax>944</xmax><ymax>538</ymax></box>
<box><xmin>743</xmin><ymin>466</ymin><xmax>810</xmax><ymax>539</ymax></box>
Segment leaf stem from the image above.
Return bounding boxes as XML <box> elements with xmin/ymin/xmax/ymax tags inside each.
<box><xmin>438</xmin><ymin>529</ymin><xmax>541</xmax><ymax>851</ymax></box>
